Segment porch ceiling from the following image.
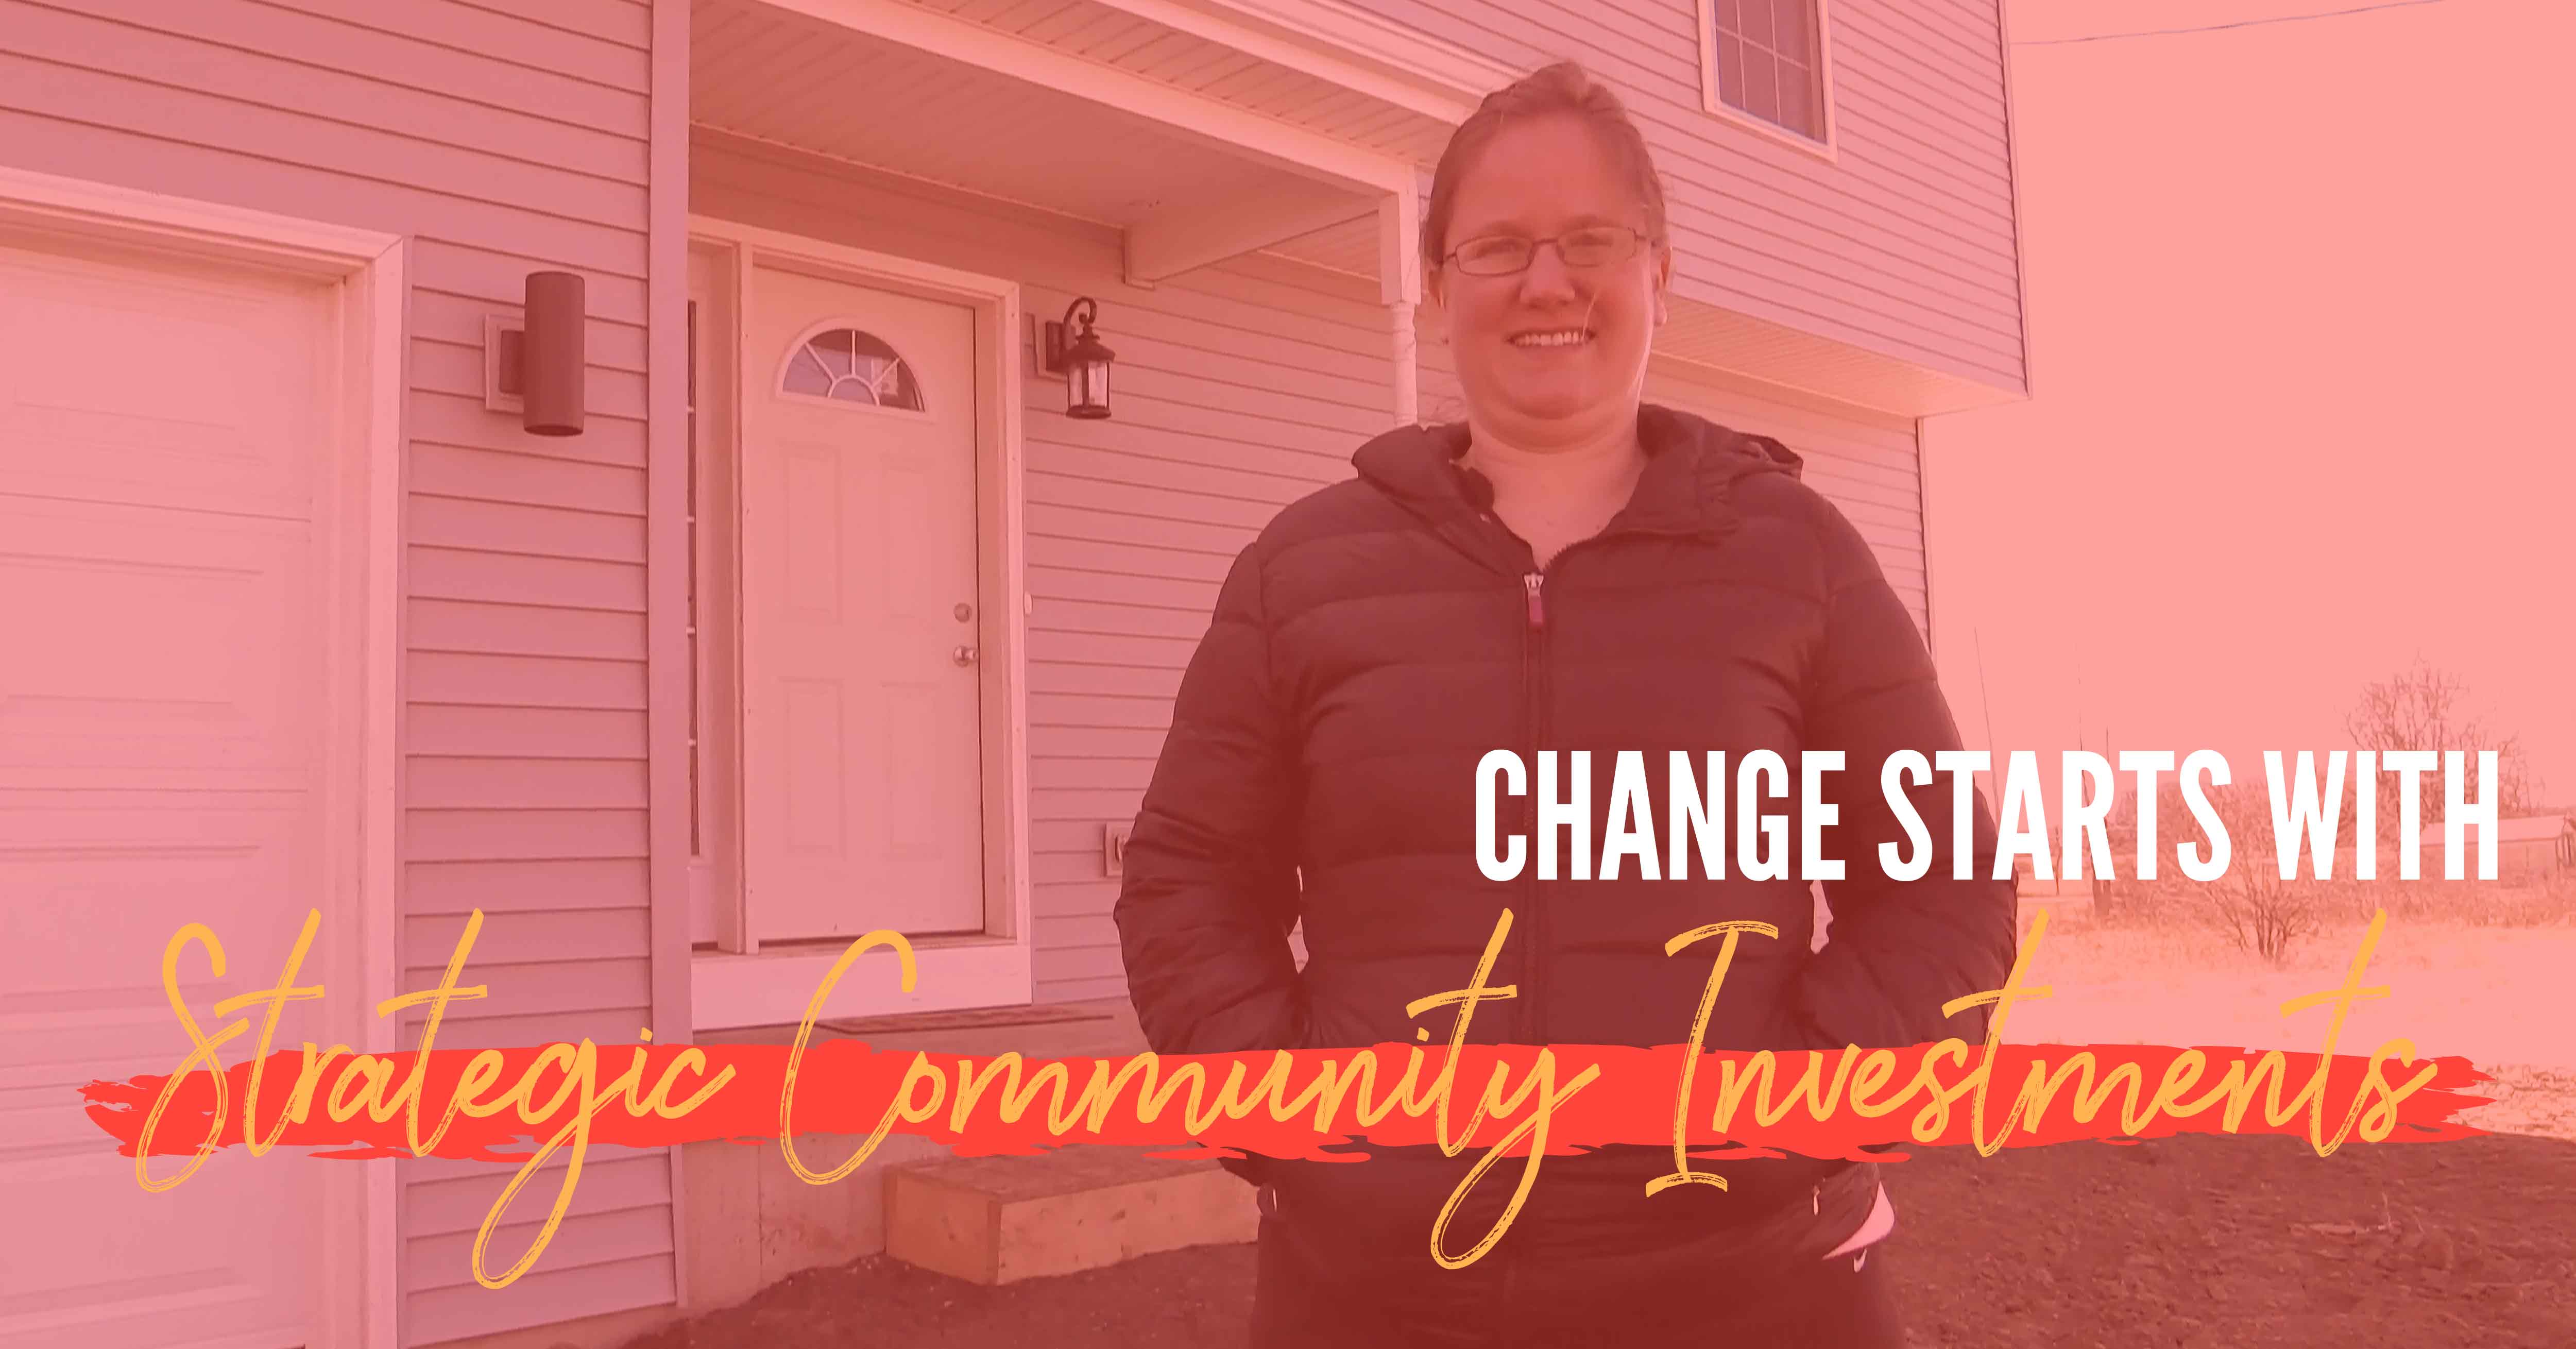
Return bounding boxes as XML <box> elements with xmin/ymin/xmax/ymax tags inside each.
<box><xmin>899</xmin><ymin>0</ymin><xmax>1468</xmax><ymax>163</ymax></box>
<box><xmin>698</xmin><ymin>0</ymin><xmax>1288</xmax><ymax>226</ymax></box>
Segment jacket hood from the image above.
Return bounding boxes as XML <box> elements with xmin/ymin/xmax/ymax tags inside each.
<box><xmin>1351</xmin><ymin>403</ymin><xmax>1803</xmax><ymax>545</ymax></box>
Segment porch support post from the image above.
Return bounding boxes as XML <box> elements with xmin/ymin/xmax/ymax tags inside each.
<box><xmin>1380</xmin><ymin>190</ymin><xmax>1422</xmax><ymax>426</ymax></box>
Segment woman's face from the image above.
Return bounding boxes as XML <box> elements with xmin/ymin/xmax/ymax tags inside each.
<box><xmin>1430</xmin><ymin>113</ymin><xmax>1669</xmax><ymax>448</ymax></box>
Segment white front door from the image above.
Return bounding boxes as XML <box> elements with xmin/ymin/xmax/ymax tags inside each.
<box><xmin>741</xmin><ymin>264</ymin><xmax>986</xmax><ymax>941</ymax></box>
<box><xmin>0</xmin><ymin>234</ymin><xmax>331</xmax><ymax>1346</ymax></box>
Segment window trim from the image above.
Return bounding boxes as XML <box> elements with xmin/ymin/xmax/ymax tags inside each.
<box><xmin>1694</xmin><ymin>0</ymin><xmax>1842</xmax><ymax>163</ymax></box>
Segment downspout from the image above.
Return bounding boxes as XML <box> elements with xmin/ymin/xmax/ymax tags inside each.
<box><xmin>1917</xmin><ymin>414</ymin><xmax>1936</xmax><ymax>664</ymax></box>
<box><xmin>1380</xmin><ymin>188</ymin><xmax>1422</xmax><ymax>426</ymax></box>
<box><xmin>1389</xmin><ymin>300</ymin><xmax>1419</xmax><ymax>426</ymax></box>
<box><xmin>1995</xmin><ymin>0</ymin><xmax>2036</xmax><ymax>403</ymax></box>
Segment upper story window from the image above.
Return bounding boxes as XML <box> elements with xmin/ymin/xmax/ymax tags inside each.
<box><xmin>1698</xmin><ymin>0</ymin><xmax>1834</xmax><ymax>150</ymax></box>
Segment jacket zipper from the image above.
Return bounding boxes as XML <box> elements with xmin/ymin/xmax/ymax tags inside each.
<box><xmin>1498</xmin><ymin>524</ymin><xmax>1675</xmax><ymax>1051</ymax></box>
<box><xmin>1522</xmin><ymin>569</ymin><xmax>1547</xmax><ymax>1051</ymax></box>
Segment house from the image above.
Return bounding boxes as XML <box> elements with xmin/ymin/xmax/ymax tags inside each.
<box><xmin>2511</xmin><ymin>815</ymin><xmax>2576</xmax><ymax>876</ymax></box>
<box><xmin>0</xmin><ymin>1</ymin><xmax>2027</xmax><ymax>1345</ymax></box>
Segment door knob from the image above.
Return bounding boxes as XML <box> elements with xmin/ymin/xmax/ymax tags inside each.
<box><xmin>954</xmin><ymin>602</ymin><xmax>973</xmax><ymax>621</ymax></box>
<box><xmin>953</xmin><ymin>645</ymin><xmax>979</xmax><ymax>667</ymax></box>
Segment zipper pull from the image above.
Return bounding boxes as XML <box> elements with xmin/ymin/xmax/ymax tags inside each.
<box><xmin>1523</xmin><ymin>571</ymin><xmax>1545</xmax><ymax>629</ymax></box>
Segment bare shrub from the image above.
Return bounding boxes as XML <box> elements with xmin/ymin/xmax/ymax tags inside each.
<box><xmin>2344</xmin><ymin>660</ymin><xmax>2538</xmax><ymax>819</ymax></box>
<box><xmin>2196</xmin><ymin>780</ymin><xmax>2331</xmax><ymax>963</ymax></box>
<box><xmin>2073</xmin><ymin>777</ymin><xmax>2326</xmax><ymax>953</ymax></box>
<box><xmin>2091</xmin><ymin>778</ymin><xmax>2155</xmax><ymax>927</ymax></box>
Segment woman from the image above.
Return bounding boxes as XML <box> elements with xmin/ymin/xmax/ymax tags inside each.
<box><xmin>1114</xmin><ymin>60</ymin><xmax>2015</xmax><ymax>1347</ymax></box>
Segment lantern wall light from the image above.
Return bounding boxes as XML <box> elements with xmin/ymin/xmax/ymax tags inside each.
<box><xmin>1040</xmin><ymin>296</ymin><xmax>1116</xmax><ymax>420</ymax></box>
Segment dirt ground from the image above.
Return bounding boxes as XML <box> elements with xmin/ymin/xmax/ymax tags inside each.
<box><xmin>623</xmin><ymin>915</ymin><xmax>2576</xmax><ymax>1348</ymax></box>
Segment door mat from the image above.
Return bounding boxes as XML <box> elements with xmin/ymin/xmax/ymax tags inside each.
<box><xmin>820</xmin><ymin>1003</ymin><xmax>1118</xmax><ymax>1036</ymax></box>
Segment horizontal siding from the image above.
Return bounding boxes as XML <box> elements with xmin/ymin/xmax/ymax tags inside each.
<box><xmin>408</xmin><ymin>859</ymin><xmax>656</xmax><ymax>915</ymax></box>
<box><xmin>407</xmin><ymin>1257</ymin><xmax>673</xmax><ymax>1348</ymax></box>
<box><xmin>411</xmin><ymin>1210</ymin><xmax>674</xmax><ymax>1297</ymax></box>
<box><xmin>397</xmin><ymin>956</ymin><xmax>655</xmax><ymax>1019</ymax></box>
<box><xmin>405</xmin><ymin>906</ymin><xmax>655</xmax><ymax>964</ymax></box>
<box><xmin>407</xmin><ymin>706</ymin><xmax>650</xmax><ymax>760</ymax></box>
<box><xmin>408</xmin><ymin>444</ymin><xmax>650</xmax><ymax>516</ymax></box>
<box><xmin>412</xmin><ymin>395</ymin><xmax>649</xmax><ymax>469</ymax></box>
<box><xmin>1038</xmin><ymin>973</ymin><xmax>1133</xmax><ymax>1003</ymax></box>
<box><xmin>2</xmin><ymin>1</ymin><xmax>651</xmax><ymax>183</ymax></box>
<box><xmin>0</xmin><ymin>0</ymin><xmax>672</xmax><ymax>1342</ymax></box>
<box><xmin>0</xmin><ymin>107</ymin><xmax>644</xmax><ymax>271</ymax></box>
<box><xmin>406</xmin><ymin>1153</ymin><xmax>668</xmax><ymax>1232</ymax></box>
<box><xmin>400</xmin><ymin>1150</ymin><xmax>674</xmax><ymax>1344</ymax></box>
<box><xmin>1341</xmin><ymin>0</ymin><xmax>2026</xmax><ymax>393</ymax></box>
<box><xmin>0</xmin><ymin>53</ymin><xmax>645</xmax><ymax>225</ymax></box>
<box><xmin>391</xmin><ymin>1007</ymin><xmax>659</xmax><ymax>1051</ymax></box>
<box><xmin>412</xmin><ymin>290</ymin><xmax>648</xmax><ymax>373</ymax></box>
<box><xmin>408</xmin><ymin>545</ymin><xmax>649</xmax><ymax>612</ymax></box>
<box><xmin>408</xmin><ymin>496</ymin><xmax>650</xmax><ymax>567</ymax></box>
<box><xmin>405</xmin><ymin>808</ymin><xmax>651</xmax><ymax>862</ymax></box>
<box><xmin>408</xmin><ymin>598</ymin><xmax>651</xmax><ymax>662</ymax></box>
<box><xmin>406</xmin><ymin>653</ymin><xmax>650</xmax><ymax>712</ymax></box>
<box><xmin>414</xmin><ymin>337</ymin><xmax>650</xmax><ymax>418</ymax></box>
<box><xmin>1641</xmin><ymin>374</ymin><xmax>1930</xmax><ymax>635</ymax></box>
<box><xmin>1036</xmin><ymin>943</ymin><xmax>1130</xmax><ymax>988</ymax></box>
<box><xmin>407</xmin><ymin>755</ymin><xmax>654</xmax><ymax>808</ymax></box>
<box><xmin>1021</xmin><ymin>248</ymin><xmax>1379</xmax><ymax>995</ymax></box>
<box><xmin>414</xmin><ymin>240</ymin><xmax>652</xmax><ymax>324</ymax></box>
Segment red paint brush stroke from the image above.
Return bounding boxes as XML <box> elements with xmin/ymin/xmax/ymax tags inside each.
<box><xmin>79</xmin><ymin>1040</ymin><xmax>2494</xmax><ymax>1164</ymax></box>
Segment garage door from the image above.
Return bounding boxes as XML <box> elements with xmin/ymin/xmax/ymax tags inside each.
<box><xmin>0</xmin><ymin>230</ymin><xmax>336</xmax><ymax>1347</ymax></box>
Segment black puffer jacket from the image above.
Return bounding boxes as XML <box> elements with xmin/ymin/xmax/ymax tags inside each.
<box><xmin>1114</xmin><ymin>404</ymin><xmax>2014</xmax><ymax>1341</ymax></box>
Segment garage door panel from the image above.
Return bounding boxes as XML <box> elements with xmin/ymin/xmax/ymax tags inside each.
<box><xmin>0</xmin><ymin>1144</ymin><xmax>319</xmax><ymax>1349</ymax></box>
<box><xmin>0</xmin><ymin>503</ymin><xmax>320</xmax><ymax>777</ymax></box>
<box><xmin>0</xmin><ymin>804</ymin><xmax>314</xmax><ymax>985</ymax></box>
<box><xmin>0</xmin><ymin>245</ymin><xmax>321</xmax><ymax>521</ymax></box>
<box><xmin>0</xmin><ymin>232</ymin><xmax>333</xmax><ymax>1349</ymax></box>
<box><xmin>0</xmin><ymin>993</ymin><xmax>334</xmax><ymax>1161</ymax></box>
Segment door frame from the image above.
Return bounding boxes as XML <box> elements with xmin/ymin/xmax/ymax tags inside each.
<box><xmin>684</xmin><ymin>214</ymin><xmax>1034</xmax><ymax>1032</ymax></box>
<box><xmin>0</xmin><ymin>163</ymin><xmax>405</xmax><ymax>1349</ymax></box>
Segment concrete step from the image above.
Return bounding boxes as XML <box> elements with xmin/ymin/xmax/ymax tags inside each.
<box><xmin>885</xmin><ymin>1144</ymin><xmax>1258</xmax><ymax>1285</ymax></box>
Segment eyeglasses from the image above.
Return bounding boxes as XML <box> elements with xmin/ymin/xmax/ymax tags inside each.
<box><xmin>1440</xmin><ymin>225</ymin><xmax>1654</xmax><ymax>277</ymax></box>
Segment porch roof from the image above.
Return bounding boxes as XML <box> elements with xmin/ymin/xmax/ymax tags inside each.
<box><xmin>695</xmin><ymin>0</ymin><xmax>1496</xmax><ymax>299</ymax></box>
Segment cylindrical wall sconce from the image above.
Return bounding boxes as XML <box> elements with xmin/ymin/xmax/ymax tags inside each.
<box><xmin>521</xmin><ymin>270</ymin><xmax>586</xmax><ymax>437</ymax></box>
